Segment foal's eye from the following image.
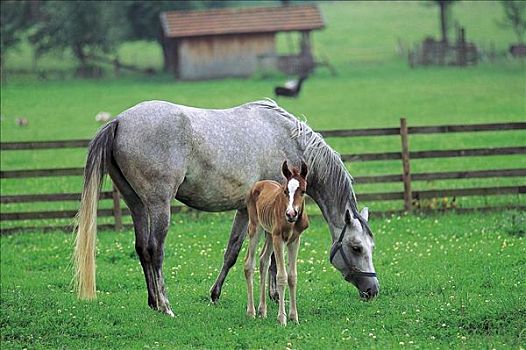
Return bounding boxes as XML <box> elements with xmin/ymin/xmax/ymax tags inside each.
<box><xmin>284</xmin><ymin>190</ymin><xmax>288</xmax><ymax>196</ymax></box>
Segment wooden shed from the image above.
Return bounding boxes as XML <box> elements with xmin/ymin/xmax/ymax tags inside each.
<box><xmin>160</xmin><ymin>5</ymin><xmax>324</xmax><ymax>80</ymax></box>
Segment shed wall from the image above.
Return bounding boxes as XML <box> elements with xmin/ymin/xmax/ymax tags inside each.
<box><xmin>178</xmin><ymin>34</ymin><xmax>275</xmax><ymax>80</ymax></box>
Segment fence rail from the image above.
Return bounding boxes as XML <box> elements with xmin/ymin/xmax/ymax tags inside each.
<box><xmin>0</xmin><ymin>139</ymin><xmax>90</xmax><ymax>151</ymax></box>
<box><xmin>2</xmin><ymin>148</ymin><xmax>525</xmax><ymax>179</ymax></box>
<box><xmin>0</xmin><ymin>205</ymin><xmax>188</xmax><ymax>221</ymax></box>
<box><xmin>318</xmin><ymin>122</ymin><xmax>526</xmax><ymax>138</ymax></box>
<box><xmin>1</xmin><ymin>119</ymin><xmax>525</xmax><ymax>234</ymax></box>
<box><xmin>0</xmin><ymin>191</ymin><xmax>113</xmax><ymax>203</ymax></box>
<box><xmin>355</xmin><ymin>168</ymin><xmax>526</xmax><ymax>184</ymax></box>
<box><xmin>2</xmin><ymin>122</ymin><xmax>525</xmax><ymax>151</ymax></box>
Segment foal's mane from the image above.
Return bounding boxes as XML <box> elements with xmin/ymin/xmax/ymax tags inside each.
<box><xmin>252</xmin><ymin>99</ymin><xmax>372</xmax><ymax>237</ymax></box>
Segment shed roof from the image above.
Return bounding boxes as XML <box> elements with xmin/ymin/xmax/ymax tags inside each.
<box><xmin>160</xmin><ymin>5</ymin><xmax>324</xmax><ymax>38</ymax></box>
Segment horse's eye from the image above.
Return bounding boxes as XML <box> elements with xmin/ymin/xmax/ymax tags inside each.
<box><xmin>351</xmin><ymin>246</ymin><xmax>362</xmax><ymax>254</ymax></box>
<box><xmin>284</xmin><ymin>190</ymin><xmax>288</xmax><ymax>196</ymax></box>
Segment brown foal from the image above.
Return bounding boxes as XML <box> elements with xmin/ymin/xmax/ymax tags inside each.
<box><xmin>244</xmin><ymin>160</ymin><xmax>309</xmax><ymax>326</ymax></box>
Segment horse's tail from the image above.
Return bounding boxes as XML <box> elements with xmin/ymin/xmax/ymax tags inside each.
<box><xmin>74</xmin><ymin>120</ymin><xmax>118</xmax><ymax>300</ymax></box>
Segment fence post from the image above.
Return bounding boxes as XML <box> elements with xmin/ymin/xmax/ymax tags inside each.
<box><xmin>400</xmin><ymin>118</ymin><xmax>412</xmax><ymax>211</ymax></box>
<box><xmin>112</xmin><ymin>182</ymin><xmax>123</xmax><ymax>231</ymax></box>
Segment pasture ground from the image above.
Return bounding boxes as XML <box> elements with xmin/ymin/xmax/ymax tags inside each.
<box><xmin>1</xmin><ymin>59</ymin><xmax>524</xmax><ymax>223</ymax></box>
<box><xmin>1</xmin><ymin>211</ymin><xmax>525</xmax><ymax>349</ymax></box>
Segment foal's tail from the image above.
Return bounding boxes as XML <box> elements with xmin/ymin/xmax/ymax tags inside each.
<box><xmin>74</xmin><ymin>120</ymin><xmax>118</xmax><ymax>300</ymax></box>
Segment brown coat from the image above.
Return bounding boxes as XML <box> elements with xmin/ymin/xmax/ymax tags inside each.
<box><xmin>246</xmin><ymin>180</ymin><xmax>309</xmax><ymax>243</ymax></box>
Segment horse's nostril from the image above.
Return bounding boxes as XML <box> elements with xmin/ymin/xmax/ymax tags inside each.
<box><xmin>367</xmin><ymin>287</ymin><xmax>378</xmax><ymax>297</ymax></box>
<box><xmin>360</xmin><ymin>287</ymin><xmax>378</xmax><ymax>300</ymax></box>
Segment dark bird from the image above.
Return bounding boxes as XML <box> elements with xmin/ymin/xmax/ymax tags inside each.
<box><xmin>274</xmin><ymin>75</ymin><xmax>308</xmax><ymax>98</ymax></box>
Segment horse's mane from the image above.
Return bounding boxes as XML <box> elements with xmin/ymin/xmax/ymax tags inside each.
<box><xmin>251</xmin><ymin>99</ymin><xmax>372</xmax><ymax>237</ymax></box>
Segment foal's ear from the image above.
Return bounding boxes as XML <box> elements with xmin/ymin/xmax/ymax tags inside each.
<box><xmin>282</xmin><ymin>160</ymin><xmax>292</xmax><ymax>179</ymax></box>
<box><xmin>300</xmin><ymin>161</ymin><xmax>308</xmax><ymax>178</ymax></box>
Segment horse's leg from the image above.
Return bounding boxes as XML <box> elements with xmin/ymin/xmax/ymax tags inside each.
<box><xmin>210</xmin><ymin>208</ymin><xmax>248</xmax><ymax>302</ymax></box>
<box><xmin>258</xmin><ymin>232</ymin><xmax>273</xmax><ymax>318</ymax></box>
<box><xmin>136</xmin><ymin>201</ymin><xmax>173</xmax><ymax>316</ymax></box>
<box><xmin>130</xmin><ymin>204</ymin><xmax>158</xmax><ymax>311</ymax></box>
<box><xmin>107</xmin><ymin>160</ymin><xmax>163</xmax><ymax>314</ymax></box>
<box><xmin>287</xmin><ymin>236</ymin><xmax>301</xmax><ymax>323</ymax></box>
<box><xmin>243</xmin><ymin>223</ymin><xmax>260</xmax><ymax>318</ymax></box>
<box><xmin>268</xmin><ymin>253</ymin><xmax>279</xmax><ymax>302</ymax></box>
<box><xmin>272</xmin><ymin>233</ymin><xmax>288</xmax><ymax>326</ymax></box>
<box><xmin>110</xmin><ymin>134</ymin><xmax>186</xmax><ymax>316</ymax></box>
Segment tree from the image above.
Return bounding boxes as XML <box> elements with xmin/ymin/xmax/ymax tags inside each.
<box><xmin>499</xmin><ymin>1</ymin><xmax>526</xmax><ymax>43</ymax></box>
<box><xmin>125</xmin><ymin>1</ymin><xmax>229</xmax><ymax>42</ymax></box>
<box><xmin>29</xmin><ymin>1</ymin><xmax>126</xmax><ymax>75</ymax></box>
<box><xmin>0</xmin><ymin>1</ymin><xmax>33</xmax><ymax>72</ymax></box>
<box><xmin>432</xmin><ymin>0</ymin><xmax>458</xmax><ymax>44</ymax></box>
<box><xmin>124</xmin><ymin>1</ymin><xmax>230</xmax><ymax>70</ymax></box>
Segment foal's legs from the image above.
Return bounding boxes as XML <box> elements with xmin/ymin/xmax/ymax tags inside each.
<box><xmin>210</xmin><ymin>209</ymin><xmax>248</xmax><ymax>302</ymax></box>
<box><xmin>258</xmin><ymin>233</ymin><xmax>273</xmax><ymax>318</ymax></box>
<box><xmin>287</xmin><ymin>236</ymin><xmax>301</xmax><ymax>323</ymax></box>
<box><xmin>272</xmin><ymin>233</ymin><xmax>288</xmax><ymax>326</ymax></box>
<box><xmin>136</xmin><ymin>201</ymin><xmax>173</xmax><ymax>316</ymax></box>
<box><xmin>244</xmin><ymin>224</ymin><xmax>260</xmax><ymax>317</ymax></box>
<box><xmin>268</xmin><ymin>254</ymin><xmax>279</xmax><ymax>302</ymax></box>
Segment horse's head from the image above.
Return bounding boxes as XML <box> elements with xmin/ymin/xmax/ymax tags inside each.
<box><xmin>330</xmin><ymin>208</ymin><xmax>379</xmax><ymax>300</ymax></box>
<box><xmin>281</xmin><ymin>160</ymin><xmax>308</xmax><ymax>223</ymax></box>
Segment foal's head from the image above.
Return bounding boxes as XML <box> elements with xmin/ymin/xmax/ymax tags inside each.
<box><xmin>281</xmin><ymin>160</ymin><xmax>308</xmax><ymax>223</ymax></box>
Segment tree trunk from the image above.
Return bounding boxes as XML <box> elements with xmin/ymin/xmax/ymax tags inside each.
<box><xmin>160</xmin><ymin>38</ymin><xmax>169</xmax><ymax>72</ymax></box>
<box><xmin>439</xmin><ymin>1</ymin><xmax>448</xmax><ymax>44</ymax></box>
<box><xmin>0</xmin><ymin>53</ymin><xmax>5</xmax><ymax>83</ymax></box>
<box><xmin>157</xmin><ymin>26</ymin><xmax>170</xmax><ymax>72</ymax></box>
<box><xmin>73</xmin><ymin>44</ymin><xmax>87</xmax><ymax>68</ymax></box>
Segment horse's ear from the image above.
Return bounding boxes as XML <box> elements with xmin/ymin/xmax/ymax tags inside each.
<box><xmin>300</xmin><ymin>161</ymin><xmax>308</xmax><ymax>178</ymax></box>
<box><xmin>344</xmin><ymin>209</ymin><xmax>352</xmax><ymax>224</ymax></box>
<box><xmin>360</xmin><ymin>207</ymin><xmax>369</xmax><ymax>222</ymax></box>
<box><xmin>282</xmin><ymin>160</ymin><xmax>292</xmax><ymax>179</ymax></box>
<box><xmin>345</xmin><ymin>209</ymin><xmax>361</xmax><ymax>229</ymax></box>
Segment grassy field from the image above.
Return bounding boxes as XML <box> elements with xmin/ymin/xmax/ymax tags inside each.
<box><xmin>1</xmin><ymin>1</ymin><xmax>525</xmax><ymax>349</ymax></box>
<box><xmin>1</xmin><ymin>59</ymin><xmax>524</xmax><ymax>221</ymax></box>
<box><xmin>1</xmin><ymin>211</ymin><xmax>525</xmax><ymax>349</ymax></box>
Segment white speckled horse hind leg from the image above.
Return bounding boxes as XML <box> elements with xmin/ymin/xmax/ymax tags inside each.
<box><xmin>112</xmin><ymin>133</ymin><xmax>187</xmax><ymax>316</ymax></box>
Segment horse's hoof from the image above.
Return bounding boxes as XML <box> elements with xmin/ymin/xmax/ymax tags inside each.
<box><xmin>149</xmin><ymin>302</ymin><xmax>175</xmax><ymax>317</ymax></box>
<box><xmin>278</xmin><ymin>314</ymin><xmax>287</xmax><ymax>326</ymax></box>
<box><xmin>289</xmin><ymin>314</ymin><xmax>299</xmax><ymax>324</ymax></box>
<box><xmin>257</xmin><ymin>306</ymin><xmax>267</xmax><ymax>318</ymax></box>
<box><xmin>157</xmin><ymin>306</ymin><xmax>175</xmax><ymax>317</ymax></box>
<box><xmin>210</xmin><ymin>286</ymin><xmax>221</xmax><ymax>303</ymax></box>
<box><xmin>165</xmin><ymin>309</ymin><xmax>175</xmax><ymax>317</ymax></box>
<box><xmin>246</xmin><ymin>308</ymin><xmax>256</xmax><ymax>318</ymax></box>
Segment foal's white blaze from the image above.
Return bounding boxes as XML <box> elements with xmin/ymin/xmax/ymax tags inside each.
<box><xmin>287</xmin><ymin>179</ymin><xmax>300</xmax><ymax>216</ymax></box>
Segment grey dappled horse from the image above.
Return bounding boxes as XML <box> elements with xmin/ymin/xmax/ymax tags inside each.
<box><xmin>74</xmin><ymin>100</ymin><xmax>379</xmax><ymax>316</ymax></box>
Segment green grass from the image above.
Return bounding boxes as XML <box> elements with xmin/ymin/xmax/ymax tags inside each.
<box><xmin>1</xmin><ymin>211</ymin><xmax>525</xmax><ymax>349</ymax></box>
<box><xmin>2</xmin><ymin>60</ymin><xmax>524</xmax><ymax>224</ymax></box>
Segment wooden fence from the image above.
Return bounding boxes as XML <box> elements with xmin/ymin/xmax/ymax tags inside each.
<box><xmin>1</xmin><ymin>120</ymin><xmax>525</xmax><ymax>234</ymax></box>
